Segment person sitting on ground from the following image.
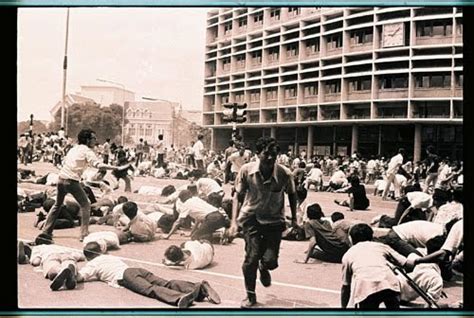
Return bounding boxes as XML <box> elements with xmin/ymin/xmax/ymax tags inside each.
<box><xmin>406</xmin><ymin>219</ymin><xmax>463</xmax><ymax>282</ymax></box>
<box><xmin>396</xmin><ymin>236</ymin><xmax>445</xmax><ymax>307</ymax></box>
<box><xmin>163</xmin><ymin>240</ymin><xmax>214</xmax><ymax>270</ymax></box>
<box><xmin>164</xmin><ymin>190</ymin><xmax>229</xmax><ymax>241</ymax></box>
<box><xmin>341</xmin><ymin>223</ymin><xmax>409</xmax><ymax>309</ymax></box>
<box><xmin>298</xmin><ymin>204</ymin><xmax>351</xmax><ymax>264</ymax></box>
<box><xmin>17</xmin><ymin>240</ymin><xmax>84</xmax><ymax>291</ymax></box>
<box><xmin>61</xmin><ymin>242</ymin><xmax>221</xmax><ymax>308</ymax></box>
<box><xmin>334</xmin><ymin>176</ymin><xmax>370</xmax><ymax>211</ymax></box>
<box><xmin>119</xmin><ymin>201</ymin><xmax>157</xmax><ymax>242</ymax></box>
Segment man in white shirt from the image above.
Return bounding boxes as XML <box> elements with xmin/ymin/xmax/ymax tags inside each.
<box><xmin>328</xmin><ymin>167</ymin><xmax>348</xmax><ymax>191</ymax></box>
<box><xmin>18</xmin><ymin>241</ymin><xmax>84</xmax><ymax>291</ymax></box>
<box><xmin>193</xmin><ymin>134</ymin><xmax>205</xmax><ymax>172</ymax></box>
<box><xmin>36</xmin><ymin>129</ymin><xmax>119</xmax><ymax>243</ymax></box>
<box><xmin>192</xmin><ymin>175</ymin><xmax>225</xmax><ymax>208</ymax></box>
<box><xmin>163</xmin><ymin>240</ymin><xmax>215</xmax><ymax>270</ymax></box>
<box><xmin>164</xmin><ymin>190</ymin><xmax>228</xmax><ymax>241</ymax></box>
<box><xmin>155</xmin><ymin>134</ymin><xmax>165</xmax><ymax>168</ymax></box>
<box><xmin>382</xmin><ymin>148</ymin><xmax>406</xmax><ymax>201</ymax></box>
<box><xmin>67</xmin><ymin>242</ymin><xmax>221</xmax><ymax>307</ymax></box>
<box><xmin>228</xmin><ymin>147</ymin><xmax>251</xmax><ymax>181</ymax></box>
<box><xmin>82</xmin><ymin>231</ymin><xmax>131</xmax><ymax>253</ymax></box>
<box><xmin>120</xmin><ymin>202</ymin><xmax>157</xmax><ymax>242</ymax></box>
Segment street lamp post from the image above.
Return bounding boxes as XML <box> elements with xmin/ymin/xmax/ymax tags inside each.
<box><xmin>61</xmin><ymin>8</ymin><xmax>70</xmax><ymax>132</ymax></box>
<box><xmin>141</xmin><ymin>96</ymin><xmax>176</xmax><ymax>146</ymax></box>
<box><xmin>97</xmin><ymin>78</ymin><xmax>126</xmax><ymax>146</ymax></box>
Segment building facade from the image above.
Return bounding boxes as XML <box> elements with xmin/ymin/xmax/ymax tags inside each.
<box><xmin>202</xmin><ymin>7</ymin><xmax>463</xmax><ymax>161</ymax></box>
<box><xmin>80</xmin><ymin>85</ymin><xmax>136</xmax><ymax>107</ymax></box>
<box><xmin>124</xmin><ymin>101</ymin><xmax>177</xmax><ymax>147</ymax></box>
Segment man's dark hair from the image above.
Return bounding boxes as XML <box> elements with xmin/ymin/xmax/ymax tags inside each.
<box><xmin>106</xmin><ymin>138</ymin><xmax>110</xmax><ymax>142</ymax></box>
<box><xmin>161</xmin><ymin>185</ymin><xmax>176</xmax><ymax>197</ymax></box>
<box><xmin>158</xmin><ymin>213</ymin><xmax>178</xmax><ymax>233</ymax></box>
<box><xmin>307</xmin><ymin>203</ymin><xmax>324</xmax><ymax>220</ymax></box>
<box><xmin>404</xmin><ymin>183</ymin><xmax>422</xmax><ymax>194</ymax></box>
<box><xmin>207</xmin><ymin>192</ymin><xmax>223</xmax><ymax>208</ymax></box>
<box><xmin>158</xmin><ymin>134</ymin><xmax>163</xmax><ymax>140</ymax></box>
<box><xmin>164</xmin><ymin>245</ymin><xmax>184</xmax><ymax>263</ymax></box>
<box><xmin>255</xmin><ymin>137</ymin><xmax>280</xmax><ymax>155</ymax></box>
<box><xmin>84</xmin><ymin>242</ymin><xmax>102</xmax><ymax>260</ymax></box>
<box><xmin>77</xmin><ymin>129</ymin><xmax>96</xmax><ymax>145</ymax></box>
<box><xmin>178</xmin><ymin>190</ymin><xmax>193</xmax><ymax>203</ymax></box>
<box><xmin>117</xmin><ymin>196</ymin><xmax>128</xmax><ymax>204</ymax></box>
<box><xmin>122</xmin><ymin>202</ymin><xmax>138</xmax><ymax>220</ymax></box>
<box><xmin>299</xmin><ymin>161</ymin><xmax>306</xmax><ymax>169</ymax></box>
<box><xmin>426</xmin><ymin>145</ymin><xmax>435</xmax><ymax>154</ymax></box>
<box><xmin>331</xmin><ymin>212</ymin><xmax>345</xmax><ymax>222</ymax></box>
<box><xmin>426</xmin><ymin>235</ymin><xmax>447</xmax><ymax>255</ymax></box>
<box><xmin>349</xmin><ymin>176</ymin><xmax>360</xmax><ymax>187</ymax></box>
<box><xmin>197</xmin><ymin>134</ymin><xmax>204</xmax><ymax>140</ymax></box>
<box><xmin>398</xmin><ymin>148</ymin><xmax>406</xmax><ymax>155</ymax></box>
<box><xmin>187</xmin><ymin>184</ymin><xmax>198</xmax><ymax>197</ymax></box>
<box><xmin>349</xmin><ymin>223</ymin><xmax>373</xmax><ymax>244</ymax></box>
<box><xmin>221</xmin><ymin>198</ymin><xmax>233</xmax><ymax>219</ymax></box>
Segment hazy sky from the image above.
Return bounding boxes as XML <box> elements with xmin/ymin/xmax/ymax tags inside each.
<box><xmin>18</xmin><ymin>7</ymin><xmax>209</xmax><ymax>122</ymax></box>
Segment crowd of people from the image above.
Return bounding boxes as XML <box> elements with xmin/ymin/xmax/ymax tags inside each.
<box><xmin>17</xmin><ymin>128</ymin><xmax>463</xmax><ymax>309</ymax></box>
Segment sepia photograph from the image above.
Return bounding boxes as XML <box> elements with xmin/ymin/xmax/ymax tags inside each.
<box><xmin>17</xmin><ymin>6</ymin><xmax>464</xmax><ymax>309</ymax></box>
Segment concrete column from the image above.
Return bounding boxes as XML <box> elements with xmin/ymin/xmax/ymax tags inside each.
<box><xmin>378</xmin><ymin>125</ymin><xmax>382</xmax><ymax>155</ymax></box>
<box><xmin>332</xmin><ymin>127</ymin><xmax>337</xmax><ymax>156</ymax></box>
<box><xmin>414</xmin><ymin>124</ymin><xmax>422</xmax><ymax>162</ymax></box>
<box><xmin>211</xmin><ymin>128</ymin><xmax>216</xmax><ymax>152</ymax></box>
<box><xmin>307</xmin><ymin>126</ymin><xmax>314</xmax><ymax>160</ymax></box>
<box><xmin>270</xmin><ymin>127</ymin><xmax>276</xmax><ymax>138</ymax></box>
<box><xmin>351</xmin><ymin>125</ymin><xmax>359</xmax><ymax>155</ymax></box>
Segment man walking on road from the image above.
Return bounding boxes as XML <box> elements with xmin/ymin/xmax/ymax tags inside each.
<box><xmin>193</xmin><ymin>134</ymin><xmax>205</xmax><ymax>172</ymax></box>
<box><xmin>382</xmin><ymin>148</ymin><xmax>406</xmax><ymax>201</ymax></box>
<box><xmin>229</xmin><ymin>137</ymin><xmax>298</xmax><ymax>308</ymax></box>
<box><xmin>35</xmin><ymin>129</ymin><xmax>119</xmax><ymax>243</ymax></box>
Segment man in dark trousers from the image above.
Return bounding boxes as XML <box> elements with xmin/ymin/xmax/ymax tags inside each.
<box><xmin>229</xmin><ymin>137</ymin><xmax>297</xmax><ymax>308</ymax></box>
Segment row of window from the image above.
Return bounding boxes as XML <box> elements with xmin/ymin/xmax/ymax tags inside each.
<box><xmin>127</xmin><ymin>127</ymin><xmax>165</xmax><ymax>137</ymax></box>
<box><xmin>208</xmin><ymin>74</ymin><xmax>462</xmax><ymax>100</ymax></box>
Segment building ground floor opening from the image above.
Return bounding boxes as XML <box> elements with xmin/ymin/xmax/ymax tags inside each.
<box><xmin>211</xmin><ymin>124</ymin><xmax>462</xmax><ymax>161</ymax></box>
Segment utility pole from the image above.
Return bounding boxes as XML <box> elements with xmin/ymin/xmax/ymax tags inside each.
<box><xmin>60</xmin><ymin>8</ymin><xmax>70</xmax><ymax>132</ymax></box>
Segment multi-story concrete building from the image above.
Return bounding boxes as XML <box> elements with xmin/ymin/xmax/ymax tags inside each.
<box><xmin>203</xmin><ymin>7</ymin><xmax>463</xmax><ymax>161</ymax></box>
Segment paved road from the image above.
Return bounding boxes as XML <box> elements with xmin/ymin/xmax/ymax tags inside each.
<box><xmin>17</xmin><ymin>162</ymin><xmax>462</xmax><ymax>309</ymax></box>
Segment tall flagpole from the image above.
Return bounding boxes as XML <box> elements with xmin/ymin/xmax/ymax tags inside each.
<box><xmin>60</xmin><ymin>8</ymin><xmax>70</xmax><ymax>133</ymax></box>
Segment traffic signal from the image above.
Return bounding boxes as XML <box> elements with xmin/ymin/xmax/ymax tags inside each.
<box><xmin>222</xmin><ymin>102</ymin><xmax>247</xmax><ymax>123</ymax></box>
<box><xmin>235</xmin><ymin>109</ymin><xmax>247</xmax><ymax>123</ymax></box>
<box><xmin>222</xmin><ymin>109</ymin><xmax>235</xmax><ymax>122</ymax></box>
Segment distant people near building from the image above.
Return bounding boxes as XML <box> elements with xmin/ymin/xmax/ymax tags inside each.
<box><xmin>382</xmin><ymin>148</ymin><xmax>406</xmax><ymax>201</ymax></box>
<box><xmin>112</xmin><ymin>146</ymin><xmax>134</xmax><ymax>192</ymax></box>
<box><xmin>135</xmin><ymin>138</ymin><xmax>144</xmax><ymax>166</ymax></box>
<box><xmin>423</xmin><ymin>145</ymin><xmax>440</xmax><ymax>193</ymax></box>
<box><xmin>143</xmin><ymin>140</ymin><xmax>151</xmax><ymax>160</ymax></box>
<box><xmin>102</xmin><ymin>138</ymin><xmax>111</xmax><ymax>164</ymax></box>
<box><xmin>186</xmin><ymin>141</ymin><xmax>195</xmax><ymax>168</ymax></box>
<box><xmin>156</xmin><ymin>134</ymin><xmax>165</xmax><ymax>168</ymax></box>
<box><xmin>193</xmin><ymin>134</ymin><xmax>205</xmax><ymax>172</ymax></box>
<box><xmin>224</xmin><ymin>140</ymin><xmax>237</xmax><ymax>184</ymax></box>
<box><xmin>334</xmin><ymin>176</ymin><xmax>370</xmax><ymax>211</ymax></box>
<box><xmin>57</xmin><ymin>127</ymin><xmax>65</xmax><ymax>140</ymax></box>
<box><xmin>35</xmin><ymin>129</ymin><xmax>119</xmax><ymax>243</ymax></box>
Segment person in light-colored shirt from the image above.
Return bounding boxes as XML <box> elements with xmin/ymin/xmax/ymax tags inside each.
<box><xmin>83</xmin><ymin>231</ymin><xmax>131</xmax><ymax>253</ymax></box>
<box><xmin>382</xmin><ymin>148</ymin><xmax>406</xmax><ymax>200</ymax></box>
<box><xmin>193</xmin><ymin>134</ymin><xmax>205</xmax><ymax>171</ymax></box>
<box><xmin>432</xmin><ymin>188</ymin><xmax>463</xmax><ymax>225</ymax></box>
<box><xmin>165</xmin><ymin>190</ymin><xmax>228</xmax><ymax>241</ymax></box>
<box><xmin>120</xmin><ymin>202</ymin><xmax>157</xmax><ymax>242</ymax></box>
<box><xmin>305</xmin><ymin>163</ymin><xmax>323</xmax><ymax>191</ymax></box>
<box><xmin>71</xmin><ymin>242</ymin><xmax>221</xmax><ymax>307</ymax></box>
<box><xmin>163</xmin><ymin>240</ymin><xmax>214</xmax><ymax>270</ymax></box>
<box><xmin>341</xmin><ymin>223</ymin><xmax>408</xmax><ymax>309</ymax></box>
<box><xmin>37</xmin><ymin>129</ymin><xmax>119</xmax><ymax>243</ymax></box>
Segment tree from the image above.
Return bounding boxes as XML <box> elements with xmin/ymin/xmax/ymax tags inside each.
<box><xmin>17</xmin><ymin>120</ymin><xmax>49</xmax><ymax>137</ymax></box>
<box><xmin>51</xmin><ymin>102</ymin><xmax>126</xmax><ymax>143</ymax></box>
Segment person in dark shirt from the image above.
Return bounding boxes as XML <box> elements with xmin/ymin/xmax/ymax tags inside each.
<box><xmin>334</xmin><ymin>176</ymin><xmax>370</xmax><ymax>211</ymax></box>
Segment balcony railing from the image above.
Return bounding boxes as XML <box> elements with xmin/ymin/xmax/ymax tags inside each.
<box><xmin>349</xmin><ymin>42</ymin><xmax>373</xmax><ymax>53</ymax></box>
<box><xmin>455</xmin><ymin>88</ymin><xmax>463</xmax><ymax>97</ymax></box>
<box><xmin>283</xmin><ymin>97</ymin><xmax>297</xmax><ymax>105</ymax></box>
<box><xmin>377</xmin><ymin>89</ymin><xmax>409</xmax><ymax>100</ymax></box>
<box><xmin>347</xmin><ymin>91</ymin><xmax>371</xmax><ymax>101</ymax></box>
<box><xmin>413</xmin><ymin>88</ymin><xmax>452</xmax><ymax>98</ymax></box>
<box><xmin>303</xmin><ymin>96</ymin><xmax>318</xmax><ymax>104</ymax></box>
<box><xmin>415</xmin><ymin>36</ymin><xmax>453</xmax><ymax>46</ymax></box>
<box><xmin>323</xmin><ymin>93</ymin><xmax>341</xmax><ymax>102</ymax></box>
